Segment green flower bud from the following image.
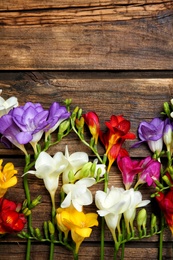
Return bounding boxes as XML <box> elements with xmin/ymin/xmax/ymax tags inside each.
<box><xmin>151</xmin><ymin>213</ymin><xmax>157</xmax><ymax>233</ymax></box>
<box><xmin>77</xmin><ymin>108</ymin><xmax>83</xmax><ymax>119</ymax></box>
<box><xmin>162</xmin><ymin>175</ymin><xmax>172</xmax><ymax>187</ymax></box>
<box><xmin>23</xmin><ymin>207</ymin><xmax>31</xmax><ymax>216</ymax></box>
<box><xmin>48</xmin><ymin>221</ymin><xmax>55</xmax><ymax>235</ymax></box>
<box><xmin>35</xmin><ymin>228</ymin><xmax>42</xmax><ymax>240</ymax></box>
<box><xmin>30</xmin><ymin>195</ymin><xmax>42</xmax><ymax>209</ymax></box>
<box><xmin>163</xmin><ymin>101</ymin><xmax>171</xmax><ymax>117</ymax></box>
<box><xmin>22</xmin><ymin>199</ymin><xmax>28</xmax><ymax>210</ymax></box>
<box><xmin>68</xmin><ymin>170</ymin><xmax>75</xmax><ymax>183</ymax></box>
<box><xmin>137</xmin><ymin>209</ymin><xmax>147</xmax><ymax>232</ymax></box>
<box><xmin>59</xmin><ymin>120</ymin><xmax>70</xmax><ymax>135</ymax></box>
<box><xmin>43</xmin><ymin>221</ymin><xmax>49</xmax><ymax>240</ymax></box>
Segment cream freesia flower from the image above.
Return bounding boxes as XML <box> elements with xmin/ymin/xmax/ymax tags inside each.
<box><xmin>0</xmin><ymin>91</ymin><xmax>18</xmax><ymax>117</ymax></box>
<box><xmin>62</xmin><ymin>145</ymin><xmax>89</xmax><ymax>184</ymax></box>
<box><xmin>123</xmin><ymin>188</ymin><xmax>150</xmax><ymax>234</ymax></box>
<box><xmin>25</xmin><ymin>151</ymin><xmax>68</xmax><ymax>207</ymax></box>
<box><xmin>95</xmin><ymin>187</ymin><xmax>131</xmax><ymax>242</ymax></box>
<box><xmin>61</xmin><ymin>177</ymin><xmax>95</xmax><ymax>211</ymax></box>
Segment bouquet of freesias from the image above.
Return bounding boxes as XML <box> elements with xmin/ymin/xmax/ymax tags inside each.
<box><xmin>0</xmin><ymin>90</ymin><xmax>173</xmax><ymax>260</ymax></box>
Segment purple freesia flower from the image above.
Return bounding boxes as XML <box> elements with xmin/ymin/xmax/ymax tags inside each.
<box><xmin>44</xmin><ymin>102</ymin><xmax>70</xmax><ymax>140</ymax></box>
<box><xmin>0</xmin><ymin>114</ymin><xmax>28</xmax><ymax>154</ymax></box>
<box><xmin>133</xmin><ymin>118</ymin><xmax>164</xmax><ymax>153</ymax></box>
<box><xmin>117</xmin><ymin>155</ymin><xmax>143</xmax><ymax>190</ymax></box>
<box><xmin>135</xmin><ymin>156</ymin><xmax>161</xmax><ymax>188</ymax></box>
<box><xmin>9</xmin><ymin>102</ymin><xmax>49</xmax><ymax>145</ymax></box>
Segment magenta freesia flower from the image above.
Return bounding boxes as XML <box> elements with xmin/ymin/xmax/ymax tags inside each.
<box><xmin>117</xmin><ymin>155</ymin><xmax>143</xmax><ymax>189</ymax></box>
<box><xmin>133</xmin><ymin>118</ymin><xmax>164</xmax><ymax>153</ymax></box>
<box><xmin>45</xmin><ymin>102</ymin><xmax>70</xmax><ymax>141</ymax></box>
<box><xmin>135</xmin><ymin>156</ymin><xmax>161</xmax><ymax>188</ymax></box>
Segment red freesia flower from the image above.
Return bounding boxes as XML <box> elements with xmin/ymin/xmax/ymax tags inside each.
<box><xmin>155</xmin><ymin>190</ymin><xmax>173</xmax><ymax>234</ymax></box>
<box><xmin>100</xmin><ymin>115</ymin><xmax>136</xmax><ymax>171</ymax></box>
<box><xmin>83</xmin><ymin>111</ymin><xmax>100</xmax><ymax>144</ymax></box>
<box><xmin>0</xmin><ymin>198</ymin><xmax>26</xmax><ymax>234</ymax></box>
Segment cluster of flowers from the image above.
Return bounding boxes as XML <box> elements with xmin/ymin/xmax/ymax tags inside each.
<box><xmin>0</xmin><ymin>90</ymin><xmax>173</xmax><ymax>260</ymax></box>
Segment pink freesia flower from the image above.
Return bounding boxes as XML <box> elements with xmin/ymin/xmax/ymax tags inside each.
<box><xmin>135</xmin><ymin>156</ymin><xmax>161</xmax><ymax>188</ymax></box>
<box><xmin>117</xmin><ymin>155</ymin><xmax>143</xmax><ymax>190</ymax></box>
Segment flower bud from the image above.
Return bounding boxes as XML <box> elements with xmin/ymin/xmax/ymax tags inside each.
<box><xmin>23</xmin><ymin>207</ymin><xmax>31</xmax><ymax>216</ymax></box>
<box><xmin>48</xmin><ymin>221</ymin><xmax>55</xmax><ymax>235</ymax></box>
<box><xmin>30</xmin><ymin>195</ymin><xmax>42</xmax><ymax>209</ymax></box>
<box><xmin>162</xmin><ymin>175</ymin><xmax>172</xmax><ymax>187</ymax></box>
<box><xmin>137</xmin><ymin>208</ymin><xmax>147</xmax><ymax>233</ymax></box>
<box><xmin>43</xmin><ymin>221</ymin><xmax>49</xmax><ymax>240</ymax></box>
<box><xmin>151</xmin><ymin>213</ymin><xmax>157</xmax><ymax>233</ymax></box>
<box><xmin>35</xmin><ymin>228</ymin><xmax>42</xmax><ymax>240</ymax></box>
<box><xmin>163</xmin><ymin>101</ymin><xmax>171</xmax><ymax>117</ymax></box>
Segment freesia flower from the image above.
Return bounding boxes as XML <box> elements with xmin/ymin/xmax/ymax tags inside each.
<box><xmin>0</xmin><ymin>160</ymin><xmax>18</xmax><ymax>198</ymax></box>
<box><xmin>117</xmin><ymin>155</ymin><xmax>143</xmax><ymax>189</ymax></box>
<box><xmin>62</xmin><ymin>145</ymin><xmax>89</xmax><ymax>184</ymax></box>
<box><xmin>0</xmin><ymin>90</ymin><xmax>18</xmax><ymax>117</ymax></box>
<box><xmin>135</xmin><ymin>156</ymin><xmax>161</xmax><ymax>188</ymax></box>
<box><xmin>61</xmin><ymin>178</ymin><xmax>95</xmax><ymax>212</ymax></box>
<box><xmin>0</xmin><ymin>115</ymin><xmax>28</xmax><ymax>155</ymax></box>
<box><xmin>25</xmin><ymin>151</ymin><xmax>68</xmax><ymax>207</ymax></box>
<box><xmin>100</xmin><ymin>115</ymin><xmax>135</xmax><ymax>170</ymax></box>
<box><xmin>56</xmin><ymin>206</ymin><xmax>98</xmax><ymax>254</ymax></box>
<box><xmin>163</xmin><ymin>119</ymin><xmax>173</xmax><ymax>153</ymax></box>
<box><xmin>0</xmin><ymin>198</ymin><xmax>26</xmax><ymax>234</ymax></box>
<box><xmin>9</xmin><ymin>102</ymin><xmax>49</xmax><ymax>153</ymax></box>
<box><xmin>44</xmin><ymin>102</ymin><xmax>70</xmax><ymax>141</ymax></box>
<box><xmin>95</xmin><ymin>186</ymin><xmax>131</xmax><ymax>242</ymax></box>
<box><xmin>123</xmin><ymin>188</ymin><xmax>150</xmax><ymax>234</ymax></box>
<box><xmin>83</xmin><ymin>111</ymin><xmax>100</xmax><ymax>144</ymax></box>
<box><xmin>133</xmin><ymin>118</ymin><xmax>164</xmax><ymax>153</ymax></box>
<box><xmin>155</xmin><ymin>190</ymin><xmax>173</xmax><ymax>234</ymax></box>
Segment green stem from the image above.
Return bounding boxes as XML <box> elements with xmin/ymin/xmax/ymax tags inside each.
<box><xmin>73</xmin><ymin>252</ymin><xmax>79</xmax><ymax>260</ymax></box>
<box><xmin>121</xmin><ymin>243</ymin><xmax>125</xmax><ymax>260</ymax></box>
<box><xmin>100</xmin><ymin>217</ymin><xmax>105</xmax><ymax>260</ymax></box>
<box><xmin>23</xmin><ymin>172</ymin><xmax>32</xmax><ymax>260</ymax></box>
<box><xmin>49</xmin><ymin>200</ymin><xmax>56</xmax><ymax>260</ymax></box>
<box><xmin>159</xmin><ymin>215</ymin><xmax>164</xmax><ymax>260</ymax></box>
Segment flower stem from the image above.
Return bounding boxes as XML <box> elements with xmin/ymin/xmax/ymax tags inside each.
<box><xmin>23</xmin><ymin>173</ymin><xmax>32</xmax><ymax>260</ymax></box>
<box><xmin>159</xmin><ymin>214</ymin><xmax>164</xmax><ymax>260</ymax></box>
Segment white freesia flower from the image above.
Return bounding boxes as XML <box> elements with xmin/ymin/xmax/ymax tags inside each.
<box><xmin>26</xmin><ymin>151</ymin><xmax>68</xmax><ymax>207</ymax></box>
<box><xmin>61</xmin><ymin>177</ymin><xmax>95</xmax><ymax>211</ymax></box>
<box><xmin>62</xmin><ymin>145</ymin><xmax>89</xmax><ymax>184</ymax></box>
<box><xmin>123</xmin><ymin>188</ymin><xmax>150</xmax><ymax>233</ymax></box>
<box><xmin>93</xmin><ymin>158</ymin><xmax>106</xmax><ymax>178</ymax></box>
<box><xmin>95</xmin><ymin>187</ymin><xmax>131</xmax><ymax>242</ymax></box>
<box><xmin>0</xmin><ymin>91</ymin><xmax>18</xmax><ymax>117</ymax></box>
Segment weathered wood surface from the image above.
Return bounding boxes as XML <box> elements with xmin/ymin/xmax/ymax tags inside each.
<box><xmin>0</xmin><ymin>72</ymin><xmax>173</xmax><ymax>259</ymax></box>
<box><xmin>0</xmin><ymin>1</ymin><xmax>173</xmax><ymax>69</ymax></box>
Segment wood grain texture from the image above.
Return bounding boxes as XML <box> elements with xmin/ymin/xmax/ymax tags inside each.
<box><xmin>0</xmin><ymin>1</ymin><xmax>173</xmax><ymax>69</ymax></box>
<box><xmin>0</xmin><ymin>72</ymin><xmax>173</xmax><ymax>259</ymax></box>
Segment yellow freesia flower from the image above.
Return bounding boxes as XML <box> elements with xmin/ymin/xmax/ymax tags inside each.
<box><xmin>0</xmin><ymin>160</ymin><xmax>18</xmax><ymax>198</ymax></box>
<box><xmin>56</xmin><ymin>206</ymin><xmax>98</xmax><ymax>254</ymax></box>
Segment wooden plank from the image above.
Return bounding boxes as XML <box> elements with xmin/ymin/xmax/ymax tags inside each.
<box><xmin>0</xmin><ymin>2</ymin><xmax>173</xmax><ymax>70</ymax></box>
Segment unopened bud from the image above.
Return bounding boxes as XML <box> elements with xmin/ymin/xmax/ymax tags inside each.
<box><xmin>35</xmin><ymin>228</ymin><xmax>42</xmax><ymax>240</ymax></box>
<box><xmin>23</xmin><ymin>207</ymin><xmax>31</xmax><ymax>216</ymax></box>
<box><xmin>48</xmin><ymin>221</ymin><xmax>55</xmax><ymax>235</ymax></box>
<box><xmin>30</xmin><ymin>195</ymin><xmax>42</xmax><ymax>209</ymax></box>
<box><xmin>163</xmin><ymin>102</ymin><xmax>171</xmax><ymax>117</ymax></box>
<box><xmin>43</xmin><ymin>221</ymin><xmax>49</xmax><ymax>240</ymax></box>
<box><xmin>137</xmin><ymin>209</ymin><xmax>147</xmax><ymax>232</ymax></box>
<box><xmin>162</xmin><ymin>175</ymin><xmax>172</xmax><ymax>187</ymax></box>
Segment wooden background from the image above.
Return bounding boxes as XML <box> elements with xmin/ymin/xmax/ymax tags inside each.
<box><xmin>0</xmin><ymin>1</ymin><xmax>173</xmax><ymax>259</ymax></box>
